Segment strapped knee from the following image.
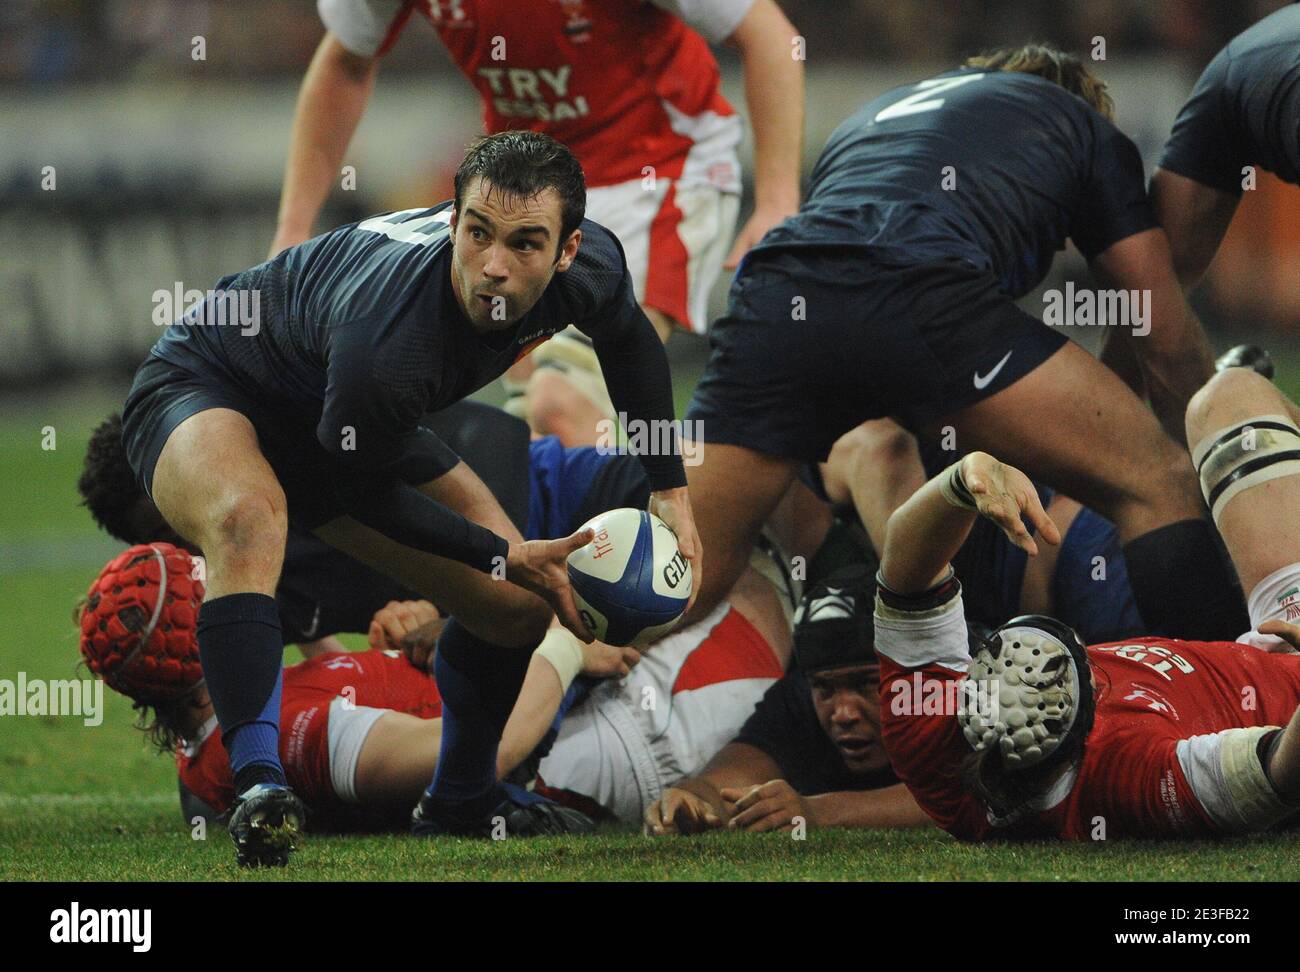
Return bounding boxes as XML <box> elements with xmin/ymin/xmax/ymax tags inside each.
<box><xmin>1191</xmin><ymin>414</ymin><xmax>1300</xmax><ymax>523</ymax></box>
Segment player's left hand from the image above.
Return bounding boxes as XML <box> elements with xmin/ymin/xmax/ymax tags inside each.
<box><xmin>649</xmin><ymin>486</ymin><xmax>702</xmax><ymax>614</ymax></box>
<box><xmin>960</xmin><ymin>452</ymin><xmax>1061</xmax><ymax>556</ymax></box>
<box><xmin>721</xmin><ymin>779</ymin><xmax>812</xmax><ymax>833</ymax></box>
<box><xmin>506</xmin><ymin>529</ymin><xmax>597</xmax><ymax>643</ymax></box>
<box><xmin>723</xmin><ymin>202</ymin><xmax>799</xmax><ymax>270</ymax></box>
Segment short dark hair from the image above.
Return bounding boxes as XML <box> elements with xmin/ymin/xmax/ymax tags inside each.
<box><xmin>78</xmin><ymin>413</ymin><xmax>144</xmax><ymax>544</ymax></box>
<box><xmin>964</xmin><ymin>44</ymin><xmax>1114</xmax><ymax>120</ymax></box>
<box><xmin>453</xmin><ymin>130</ymin><xmax>587</xmax><ymax>256</ymax></box>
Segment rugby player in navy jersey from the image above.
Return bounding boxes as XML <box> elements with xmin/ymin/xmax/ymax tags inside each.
<box><xmin>683</xmin><ymin>44</ymin><xmax>1248</xmax><ymax>645</ymax></box>
<box><xmin>117</xmin><ymin>131</ymin><xmax>700</xmax><ymax>866</ymax></box>
<box><xmin>1152</xmin><ymin>4</ymin><xmax>1300</xmax><ymax>292</ymax></box>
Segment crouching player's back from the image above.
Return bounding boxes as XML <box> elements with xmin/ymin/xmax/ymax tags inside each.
<box><xmin>874</xmin><ymin>450</ymin><xmax>1300</xmax><ymax>840</ymax></box>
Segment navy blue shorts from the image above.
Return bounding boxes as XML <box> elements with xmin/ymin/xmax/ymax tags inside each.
<box><xmin>687</xmin><ymin>250</ymin><xmax>1067</xmax><ymax>463</ymax></box>
<box><xmin>121</xmin><ymin>355</ymin><xmax>461</xmax><ymax>531</ymax></box>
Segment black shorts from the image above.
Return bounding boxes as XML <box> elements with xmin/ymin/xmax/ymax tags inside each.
<box><xmin>120</xmin><ymin>356</ymin><xmax>461</xmax><ymax>530</ymax></box>
<box><xmin>686</xmin><ymin>250</ymin><xmax>1067</xmax><ymax>463</ymax></box>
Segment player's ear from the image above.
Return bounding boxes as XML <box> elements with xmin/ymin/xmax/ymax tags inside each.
<box><xmin>555</xmin><ymin>228</ymin><xmax>582</xmax><ymax>272</ymax></box>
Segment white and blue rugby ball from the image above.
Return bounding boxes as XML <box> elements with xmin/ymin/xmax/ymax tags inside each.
<box><xmin>566</xmin><ymin>508</ymin><xmax>692</xmax><ymax>647</ymax></box>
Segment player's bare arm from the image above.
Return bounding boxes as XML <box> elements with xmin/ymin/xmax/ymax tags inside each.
<box><xmin>722</xmin><ymin>0</ymin><xmax>804</xmax><ymax>268</ymax></box>
<box><xmin>270</xmin><ymin>31</ymin><xmax>379</xmax><ymax>256</ymax></box>
<box><xmin>644</xmin><ymin>741</ymin><xmax>781</xmax><ymax>835</ymax></box>
<box><xmin>1088</xmin><ymin>228</ymin><xmax>1215</xmax><ymax>441</ymax></box>
<box><xmin>881</xmin><ymin>452</ymin><xmax>1059</xmax><ymax>596</ymax></box>
<box><xmin>723</xmin><ymin>780</ymin><xmax>929</xmax><ymax>832</ymax></box>
<box><xmin>495</xmin><ymin>630</ymin><xmax>641</xmax><ymax>777</ymax></box>
<box><xmin>1149</xmin><ymin>168</ymin><xmax>1241</xmax><ymax>292</ymax></box>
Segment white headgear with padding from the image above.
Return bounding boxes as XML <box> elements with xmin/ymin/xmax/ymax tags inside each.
<box><xmin>959</xmin><ymin>616</ymin><xmax>1094</xmax><ymax>771</ymax></box>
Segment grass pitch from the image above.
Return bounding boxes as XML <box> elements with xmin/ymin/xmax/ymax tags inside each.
<box><xmin>5</xmin><ymin>352</ymin><xmax>1300</xmax><ymax>882</ymax></box>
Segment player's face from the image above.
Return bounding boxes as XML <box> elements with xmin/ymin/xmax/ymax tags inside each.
<box><xmin>450</xmin><ymin>178</ymin><xmax>580</xmax><ymax>333</ymax></box>
<box><xmin>809</xmin><ymin>663</ymin><xmax>888</xmax><ymax>774</ymax></box>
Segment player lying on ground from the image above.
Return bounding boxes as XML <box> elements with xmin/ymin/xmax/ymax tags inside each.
<box><xmin>275</xmin><ymin>0</ymin><xmax>804</xmax><ymax>442</ymax></box>
<box><xmin>119</xmin><ymin>130</ymin><xmax>700</xmax><ymax>865</ymax></box>
<box><xmin>1151</xmin><ymin>4</ymin><xmax>1300</xmax><ymax>292</ymax></box>
<box><xmin>645</xmin><ymin>565</ymin><xmax>931</xmax><ymax>835</ymax></box>
<box><xmin>682</xmin><ymin>42</ymin><xmax>1250</xmax><ymax>647</ymax></box>
<box><xmin>77</xmin><ymin>542</ymin><xmax>788</xmax><ymax>833</ymax></box>
<box><xmin>874</xmin><ymin>368</ymin><xmax>1300</xmax><ymax>837</ymax></box>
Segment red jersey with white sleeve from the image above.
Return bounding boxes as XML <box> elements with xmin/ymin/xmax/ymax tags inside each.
<box><xmin>319</xmin><ymin>0</ymin><xmax>750</xmax><ymax>189</ymax></box>
<box><xmin>177</xmin><ymin>649</ymin><xmax>440</xmax><ymax>815</ymax></box>
<box><xmin>875</xmin><ymin>586</ymin><xmax>1300</xmax><ymax>840</ymax></box>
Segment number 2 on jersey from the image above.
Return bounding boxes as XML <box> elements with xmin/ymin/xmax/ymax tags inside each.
<box><xmin>875</xmin><ymin>73</ymin><xmax>985</xmax><ymax>122</ymax></box>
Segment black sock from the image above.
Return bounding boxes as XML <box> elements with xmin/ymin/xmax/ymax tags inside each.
<box><xmin>426</xmin><ymin>619</ymin><xmax>537</xmax><ymax>817</ymax></box>
<box><xmin>1122</xmin><ymin>519</ymin><xmax>1250</xmax><ymax>641</ymax></box>
<box><xmin>196</xmin><ymin>593</ymin><xmax>287</xmax><ymax>791</ymax></box>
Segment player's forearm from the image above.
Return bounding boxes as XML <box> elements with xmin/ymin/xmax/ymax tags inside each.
<box><xmin>272</xmin><ymin>33</ymin><xmax>377</xmax><ymax>253</ymax></box>
<box><xmin>804</xmin><ymin>784</ymin><xmax>932</xmax><ymax>830</ymax></box>
<box><xmin>1149</xmin><ymin>168</ymin><xmax>1238</xmax><ymax>292</ymax></box>
<box><xmin>733</xmin><ymin>0</ymin><xmax>804</xmax><ymax>211</ymax></box>
<box><xmin>496</xmin><ymin>652</ymin><xmax>566</xmax><ymax>778</ymax></box>
<box><xmin>1131</xmin><ymin>295</ymin><xmax>1215</xmax><ymax>440</ymax></box>
<box><xmin>689</xmin><ymin>742</ymin><xmax>782</xmax><ymax>799</ymax></box>
<box><xmin>879</xmin><ymin>467</ymin><xmax>977</xmax><ymax>595</ymax></box>
<box><xmin>593</xmin><ymin>314</ymin><xmax>687</xmax><ymax>491</ymax></box>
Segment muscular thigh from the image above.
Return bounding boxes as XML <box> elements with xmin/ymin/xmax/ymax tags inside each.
<box><xmin>151</xmin><ymin>407</ymin><xmax>286</xmax><ymax>548</ymax></box>
<box><xmin>921</xmin><ymin>340</ymin><xmax>1204</xmax><ymax>537</ymax></box>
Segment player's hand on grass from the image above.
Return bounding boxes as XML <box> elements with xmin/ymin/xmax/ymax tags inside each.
<box><xmin>721</xmin><ymin>779</ymin><xmax>811</xmax><ymax>833</ymax></box>
<box><xmin>643</xmin><ymin>786</ymin><xmax>727</xmax><ymax>836</ymax></box>
<box><xmin>369</xmin><ymin>600</ymin><xmax>444</xmax><ymax>669</ymax></box>
<box><xmin>649</xmin><ymin>486</ymin><xmax>703</xmax><ymax>614</ymax></box>
<box><xmin>959</xmin><ymin>452</ymin><xmax>1061</xmax><ymax>556</ymax></box>
<box><xmin>582</xmin><ymin>640</ymin><xmax>642</xmax><ymax>679</ymax></box>
<box><xmin>506</xmin><ymin>529</ymin><xmax>597</xmax><ymax>643</ymax></box>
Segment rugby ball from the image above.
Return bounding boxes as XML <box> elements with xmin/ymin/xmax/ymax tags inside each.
<box><xmin>566</xmin><ymin>508</ymin><xmax>692</xmax><ymax>647</ymax></box>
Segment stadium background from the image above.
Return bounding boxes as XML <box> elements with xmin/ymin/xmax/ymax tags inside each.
<box><xmin>1</xmin><ymin>0</ymin><xmax>1298</xmax><ymax>880</ymax></box>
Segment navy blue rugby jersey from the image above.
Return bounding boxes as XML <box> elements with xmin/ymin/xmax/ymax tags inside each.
<box><xmin>1160</xmin><ymin>4</ymin><xmax>1300</xmax><ymax>193</ymax></box>
<box><xmin>750</xmin><ymin>68</ymin><xmax>1155</xmax><ymax>297</ymax></box>
<box><xmin>149</xmin><ymin>202</ymin><xmax>684</xmax><ymax>489</ymax></box>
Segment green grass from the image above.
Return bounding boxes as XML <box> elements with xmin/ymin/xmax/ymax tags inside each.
<box><xmin>5</xmin><ymin>346</ymin><xmax>1300</xmax><ymax>880</ymax></box>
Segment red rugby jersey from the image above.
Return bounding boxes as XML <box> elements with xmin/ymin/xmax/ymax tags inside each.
<box><xmin>320</xmin><ymin>0</ymin><xmax>750</xmax><ymax>187</ymax></box>
<box><xmin>880</xmin><ymin>634</ymin><xmax>1300</xmax><ymax>840</ymax></box>
<box><xmin>177</xmin><ymin>649</ymin><xmax>441</xmax><ymax>814</ymax></box>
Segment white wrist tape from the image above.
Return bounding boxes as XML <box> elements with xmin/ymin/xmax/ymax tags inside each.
<box><xmin>937</xmin><ymin>461</ymin><xmax>978</xmax><ymax>511</ymax></box>
<box><xmin>535</xmin><ymin>627</ymin><xmax>585</xmax><ymax>692</ymax></box>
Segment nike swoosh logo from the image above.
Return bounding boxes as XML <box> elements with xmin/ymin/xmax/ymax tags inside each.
<box><xmin>973</xmin><ymin>351</ymin><xmax>1013</xmax><ymax>390</ymax></box>
<box><xmin>300</xmin><ymin>603</ymin><xmax>322</xmax><ymax>641</ymax></box>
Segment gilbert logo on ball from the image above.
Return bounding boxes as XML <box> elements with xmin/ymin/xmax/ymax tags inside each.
<box><xmin>566</xmin><ymin>508</ymin><xmax>691</xmax><ymax>647</ymax></box>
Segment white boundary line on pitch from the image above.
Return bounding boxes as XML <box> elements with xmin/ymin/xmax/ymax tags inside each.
<box><xmin>0</xmin><ymin>793</ymin><xmax>175</xmax><ymax>806</ymax></box>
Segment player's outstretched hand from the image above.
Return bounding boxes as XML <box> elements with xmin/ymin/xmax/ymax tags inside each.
<box><xmin>959</xmin><ymin>452</ymin><xmax>1061</xmax><ymax>556</ymax></box>
<box><xmin>369</xmin><ymin>600</ymin><xmax>444</xmax><ymax>670</ymax></box>
<box><xmin>582</xmin><ymin>640</ymin><xmax>642</xmax><ymax>679</ymax></box>
<box><xmin>649</xmin><ymin>486</ymin><xmax>703</xmax><ymax>615</ymax></box>
<box><xmin>643</xmin><ymin>786</ymin><xmax>727</xmax><ymax>837</ymax></box>
<box><xmin>506</xmin><ymin>529</ymin><xmax>597</xmax><ymax>643</ymax></box>
<box><xmin>722</xmin><ymin>780</ymin><xmax>811</xmax><ymax>833</ymax></box>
